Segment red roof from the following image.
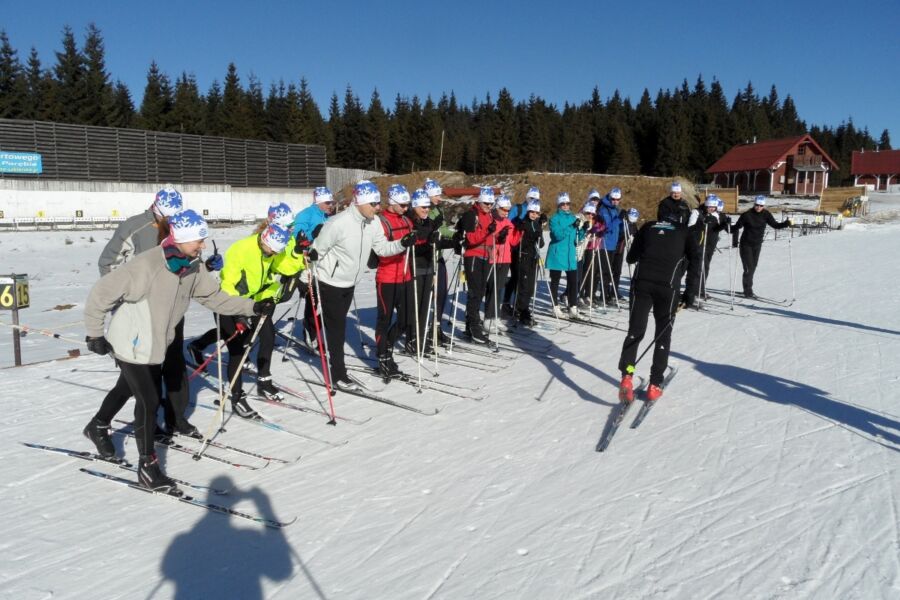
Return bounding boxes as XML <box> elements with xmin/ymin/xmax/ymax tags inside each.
<box><xmin>851</xmin><ymin>149</ymin><xmax>900</xmax><ymax>174</ymax></box>
<box><xmin>706</xmin><ymin>135</ymin><xmax>838</xmax><ymax>173</ymax></box>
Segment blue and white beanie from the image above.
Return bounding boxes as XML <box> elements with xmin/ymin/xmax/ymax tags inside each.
<box><xmin>314</xmin><ymin>186</ymin><xmax>334</xmax><ymax>204</ymax></box>
<box><xmin>154</xmin><ymin>185</ymin><xmax>183</xmax><ymax>218</ymax></box>
<box><xmin>705</xmin><ymin>195</ymin><xmax>719</xmax><ymax>208</ymax></box>
<box><xmin>496</xmin><ymin>194</ymin><xmax>512</xmax><ymax>209</ymax></box>
<box><xmin>627</xmin><ymin>207</ymin><xmax>640</xmax><ymax>223</ymax></box>
<box><xmin>267</xmin><ymin>202</ymin><xmax>294</xmax><ymax>228</ymax></box>
<box><xmin>411</xmin><ymin>188</ymin><xmax>431</xmax><ymax>208</ymax></box>
<box><xmin>587</xmin><ymin>188</ymin><xmax>601</xmax><ymax>201</ymax></box>
<box><xmin>526</xmin><ymin>186</ymin><xmax>541</xmax><ymax>200</ymax></box>
<box><xmin>526</xmin><ymin>199</ymin><xmax>542</xmax><ymax>213</ymax></box>
<box><xmin>260</xmin><ymin>223</ymin><xmax>290</xmax><ymax>253</ymax></box>
<box><xmin>717</xmin><ymin>198</ymin><xmax>725</xmax><ymax>212</ymax></box>
<box><xmin>169</xmin><ymin>209</ymin><xmax>208</xmax><ymax>243</ymax></box>
<box><xmin>671</xmin><ymin>181</ymin><xmax>682</xmax><ymax>193</ymax></box>
<box><xmin>424</xmin><ymin>179</ymin><xmax>442</xmax><ymax>198</ymax></box>
<box><xmin>388</xmin><ymin>183</ymin><xmax>411</xmax><ymax>205</ymax></box>
<box><xmin>557</xmin><ymin>192</ymin><xmax>571</xmax><ymax>206</ymax></box>
<box><xmin>353</xmin><ymin>180</ymin><xmax>381</xmax><ymax>205</ymax></box>
<box><xmin>754</xmin><ymin>195</ymin><xmax>767</xmax><ymax>206</ymax></box>
<box><xmin>610</xmin><ymin>187</ymin><xmax>623</xmax><ymax>200</ymax></box>
<box><xmin>582</xmin><ymin>202</ymin><xmax>597</xmax><ymax>215</ymax></box>
<box><xmin>478</xmin><ymin>187</ymin><xmax>495</xmax><ymax>204</ymax></box>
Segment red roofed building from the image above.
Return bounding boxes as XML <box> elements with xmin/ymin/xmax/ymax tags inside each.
<box><xmin>706</xmin><ymin>135</ymin><xmax>838</xmax><ymax>195</ymax></box>
<box><xmin>851</xmin><ymin>149</ymin><xmax>900</xmax><ymax>190</ymax></box>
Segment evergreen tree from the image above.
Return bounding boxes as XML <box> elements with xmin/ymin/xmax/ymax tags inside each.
<box><xmin>334</xmin><ymin>85</ymin><xmax>366</xmax><ymax>168</ymax></box>
<box><xmin>137</xmin><ymin>61</ymin><xmax>172</xmax><ymax>130</ymax></box>
<box><xmin>365</xmin><ymin>89</ymin><xmax>390</xmax><ymax>170</ymax></box>
<box><xmin>607</xmin><ymin>119</ymin><xmax>641</xmax><ymax>174</ymax></box>
<box><xmin>326</xmin><ymin>92</ymin><xmax>342</xmax><ymax>166</ymax></box>
<box><xmin>0</xmin><ymin>30</ymin><xmax>29</xmax><ymax>118</ymax></box>
<box><xmin>879</xmin><ymin>128</ymin><xmax>891</xmax><ymax>150</ymax></box>
<box><xmin>204</xmin><ymin>80</ymin><xmax>224</xmax><ymax>136</ymax></box>
<box><xmin>779</xmin><ymin>95</ymin><xmax>806</xmax><ymax>136</ymax></box>
<box><xmin>654</xmin><ymin>92</ymin><xmax>691</xmax><ymax>176</ymax></box>
<box><xmin>264</xmin><ymin>80</ymin><xmax>289</xmax><ymax>142</ymax></box>
<box><xmin>245</xmin><ymin>72</ymin><xmax>266</xmax><ymax>139</ymax></box>
<box><xmin>484</xmin><ymin>87</ymin><xmax>519</xmax><ymax>173</ymax></box>
<box><xmin>24</xmin><ymin>47</ymin><xmax>44</xmax><ymax>119</ymax></box>
<box><xmin>170</xmin><ymin>72</ymin><xmax>204</xmax><ymax>134</ymax></box>
<box><xmin>288</xmin><ymin>77</ymin><xmax>328</xmax><ymax>148</ymax></box>
<box><xmin>418</xmin><ymin>95</ymin><xmax>443</xmax><ymax>170</ymax></box>
<box><xmin>107</xmin><ymin>80</ymin><xmax>134</xmax><ymax>128</ymax></box>
<box><xmin>633</xmin><ymin>88</ymin><xmax>658</xmax><ymax>176</ymax></box>
<box><xmin>80</xmin><ymin>23</ymin><xmax>114</xmax><ymax>125</ymax></box>
<box><xmin>221</xmin><ymin>63</ymin><xmax>254</xmax><ymax>138</ymax></box>
<box><xmin>521</xmin><ymin>94</ymin><xmax>553</xmax><ymax>171</ymax></box>
<box><xmin>52</xmin><ymin>26</ymin><xmax>88</xmax><ymax>123</ymax></box>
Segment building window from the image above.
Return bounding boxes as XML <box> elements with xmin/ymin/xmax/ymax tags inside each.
<box><xmin>797</xmin><ymin>145</ymin><xmax>806</xmax><ymax>155</ymax></box>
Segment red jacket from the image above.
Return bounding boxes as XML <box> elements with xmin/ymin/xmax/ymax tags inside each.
<box><xmin>376</xmin><ymin>211</ymin><xmax>413</xmax><ymax>283</ymax></box>
<box><xmin>492</xmin><ymin>216</ymin><xmax>521</xmax><ymax>264</ymax></box>
<box><xmin>464</xmin><ymin>207</ymin><xmax>497</xmax><ymax>260</ymax></box>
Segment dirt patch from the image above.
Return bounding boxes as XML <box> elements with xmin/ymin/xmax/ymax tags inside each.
<box><xmin>48</xmin><ymin>304</ymin><xmax>76</xmax><ymax>311</ymax></box>
<box><xmin>354</xmin><ymin>171</ymin><xmax>700</xmax><ymax>223</ymax></box>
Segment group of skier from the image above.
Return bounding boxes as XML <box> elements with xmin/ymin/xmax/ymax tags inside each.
<box><xmin>81</xmin><ymin>178</ymin><xmax>791</xmax><ymax>491</ymax></box>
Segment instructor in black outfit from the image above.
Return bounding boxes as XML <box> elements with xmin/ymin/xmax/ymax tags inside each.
<box><xmin>617</xmin><ymin>216</ymin><xmax>700</xmax><ymax>402</ymax></box>
<box><xmin>731</xmin><ymin>196</ymin><xmax>791</xmax><ymax>298</ymax></box>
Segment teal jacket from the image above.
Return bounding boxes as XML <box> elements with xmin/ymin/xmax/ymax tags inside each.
<box><xmin>545</xmin><ymin>210</ymin><xmax>585</xmax><ymax>271</ymax></box>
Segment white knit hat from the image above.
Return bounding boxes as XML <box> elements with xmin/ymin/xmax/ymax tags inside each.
<box><xmin>260</xmin><ymin>223</ymin><xmax>290</xmax><ymax>253</ymax></box>
<box><xmin>388</xmin><ymin>183</ymin><xmax>411</xmax><ymax>205</ymax></box>
<box><xmin>557</xmin><ymin>192</ymin><xmax>571</xmax><ymax>206</ymax></box>
<box><xmin>314</xmin><ymin>186</ymin><xmax>334</xmax><ymax>204</ymax></box>
<box><xmin>168</xmin><ymin>210</ymin><xmax>208</xmax><ymax>243</ymax></box>
<box><xmin>353</xmin><ymin>180</ymin><xmax>381</xmax><ymax>205</ymax></box>
<box><xmin>582</xmin><ymin>202</ymin><xmax>597</xmax><ymax>214</ymax></box>
<box><xmin>671</xmin><ymin>181</ymin><xmax>682</xmax><ymax>193</ymax></box>
<box><xmin>424</xmin><ymin>179</ymin><xmax>442</xmax><ymax>197</ymax></box>
<box><xmin>411</xmin><ymin>189</ymin><xmax>431</xmax><ymax>208</ymax></box>
<box><xmin>478</xmin><ymin>187</ymin><xmax>495</xmax><ymax>204</ymax></box>
<box><xmin>154</xmin><ymin>185</ymin><xmax>183</xmax><ymax>218</ymax></box>
<box><xmin>495</xmin><ymin>195</ymin><xmax>512</xmax><ymax>209</ymax></box>
<box><xmin>526</xmin><ymin>199</ymin><xmax>541</xmax><ymax>213</ymax></box>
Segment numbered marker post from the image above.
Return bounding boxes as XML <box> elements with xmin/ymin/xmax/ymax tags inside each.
<box><xmin>1</xmin><ymin>274</ymin><xmax>30</xmax><ymax>366</ymax></box>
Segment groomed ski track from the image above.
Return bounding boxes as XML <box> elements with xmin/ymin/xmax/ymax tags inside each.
<box><xmin>2</xmin><ymin>196</ymin><xmax>900</xmax><ymax>599</ymax></box>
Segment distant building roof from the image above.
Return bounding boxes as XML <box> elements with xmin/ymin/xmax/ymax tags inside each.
<box><xmin>851</xmin><ymin>149</ymin><xmax>900</xmax><ymax>174</ymax></box>
<box><xmin>706</xmin><ymin>134</ymin><xmax>838</xmax><ymax>173</ymax></box>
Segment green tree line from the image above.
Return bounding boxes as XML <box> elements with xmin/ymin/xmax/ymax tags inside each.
<box><xmin>0</xmin><ymin>25</ymin><xmax>891</xmax><ymax>184</ymax></box>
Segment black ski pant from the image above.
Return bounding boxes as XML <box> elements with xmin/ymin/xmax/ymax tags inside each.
<box><xmin>118</xmin><ymin>361</ymin><xmax>164</xmax><ymax>457</ymax></box>
<box><xmin>436</xmin><ymin>258</ymin><xmax>448</xmax><ymax>327</ymax></box>
<box><xmin>485</xmin><ymin>263</ymin><xmax>510</xmax><ymax>320</ymax></box>
<box><xmin>612</xmin><ymin>251</ymin><xmax>625</xmax><ymax>294</ymax></box>
<box><xmin>94</xmin><ymin>319</ymin><xmax>190</xmax><ymax>431</ymax></box>
<box><xmin>316</xmin><ymin>281</ymin><xmax>355</xmax><ymax>383</ymax></box>
<box><xmin>580</xmin><ymin>251</ymin><xmax>602</xmax><ymax>300</ymax></box>
<box><xmin>502</xmin><ymin>244</ymin><xmax>520</xmax><ymax>305</ymax></box>
<box><xmin>740</xmin><ymin>242</ymin><xmax>762</xmax><ymax>296</ymax></box>
<box><xmin>515</xmin><ymin>254</ymin><xmax>539</xmax><ymax>314</ymax></box>
<box><xmin>618</xmin><ymin>280</ymin><xmax>679</xmax><ymax>386</ymax></box>
<box><xmin>463</xmin><ymin>256</ymin><xmax>491</xmax><ymax>327</ymax></box>
<box><xmin>550</xmin><ymin>269</ymin><xmax>578</xmax><ymax>308</ymax></box>
<box><xmin>599</xmin><ymin>249</ymin><xmax>616</xmax><ymax>299</ymax></box>
<box><xmin>409</xmin><ymin>272</ymin><xmax>435</xmax><ymax>348</ymax></box>
<box><xmin>376</xmin><ymin>280</ymin><xmax>413</xmax><ymax>356</ymax></box>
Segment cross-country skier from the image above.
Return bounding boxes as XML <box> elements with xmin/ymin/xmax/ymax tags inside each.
<box><xmin>513</xmin><ymin>199</ymin><xmax>546</xmax><ymax>326</ymax></box>
<box><xmin>502</xmin><ymin>185</ymin><xmax>540</xmax><ymax>315</ymax></box>
<box><xmin>617</xmin><ymin>213</ymin><xmax>701</xmax><ymax>403</ymax></box>
<box><xmin>597</xmin><ymin>187</ymin><xmax>624</xmax><ymax>302</ymax></box>
<box><xmin>731</xmin><ymin>195</ymin><xmax>791</xmax><ymax>299</ymax></box>
<box><xmin>687</xmin><ymin>195</ymin><xmax>731</xmax><ymax>300</ymax></box>
<box><xmin>293</xmin><ymin>187</ymin><xmax>335</xmax><ymax>347</ymax></box>
<box><xmin>422</xmin><ymin>179</ymin><xmax>455</xmax><ymax>346</ymax></box>
<box><xmin>656</xmin><ymin>181</ymin><xmax>692</xmax><ymax>226</ymax></box>
<box><xmin>308</xmin><ymin>180</ymin><xmax>413</xmax><ymax>391</ymax></box>
<box><xmin>546</xmin><ymin>192</ymin><xmax>587</xmax><ymax>317</ymax></box>
<box><xmin>485</xmin><ymin>195</ymin><xmax>519</xmax><ymax>325</ymax></box>
<box><xmin>84</xmin><ymin>210</ymin><xmax>269</xmax><ymax>491</ymax></box>
<box><xmin>459</xmin><ymin>187</ymin><xmax>499</xmax><ymax>343</ymax></box>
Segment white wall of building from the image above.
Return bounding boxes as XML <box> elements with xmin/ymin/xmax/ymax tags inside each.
<box><xmin>0</xmin><ymin>180</ymin><xmax>313</xmax><ymax>223</ymax></box>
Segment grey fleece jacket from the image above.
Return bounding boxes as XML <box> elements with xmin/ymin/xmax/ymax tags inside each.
<box><xmin>85</xmin><ymin>246</ymin><xmax>254</xmax><ymax>365</ymax></box>
<box><xmin>98</xmin><ymin>209</ymin><xmax>163</xmax><ymax>275</ymax></box>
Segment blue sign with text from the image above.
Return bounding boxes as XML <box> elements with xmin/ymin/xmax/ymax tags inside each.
<box><xmin>0</xmin><ymin>152</ymin><xmax>42</xmax><ymax>174</ymax></box>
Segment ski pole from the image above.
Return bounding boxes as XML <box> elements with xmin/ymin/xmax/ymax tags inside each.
<box><xmin>0</xmin><ymin>320</ymin><xmax>87</xmax><ymax>345</ymax></box>
<box><xmin>432</xmin><ymin>243</ymin><xmax>440</xmax><ymax>376</ymax></box>
<box><xmin>539</xmin><ymin>258</ymin><xmax>563</xmax><ymax>326</ymax></box>
<box><xmin>409</xmin><ymin>247</ymin><xmax>423</xmax><ymax>392</ymax></box>
<box><xmin>188</xmin><ymin>329</ymin><xmax>241</xmax><ymax>379</ymax></box>
<box><xmin>196</xmin><ymin>315</ymin><xmax>268</xmax><ymax>459</ymax></box>
<box><xmin>448</xmin><ymin>260</ymin><xmax>464</xmax><ymax>356</ymax></box>
<box><xmin>350</xmin><ymin>294</ymin><xmax>367</xmax><ymax>351</ymax></box>
<box><xmin>280</xmin><ymin>298</ymin><xmax>304</xmax><ymax>362</ymax></box>
<box><xmin>488</xmin><ymin>238</ymin><xmax>499</xmax><ymax>337</ymax></box>
<box><xmin>698</xmin><ymin>221</ymin><xmax>709</xmax><ymax>310</ymax></box>
<box><xmin>309</xmin><ymin>265</ymin><xmax>337</xmax><ymax>425</ymax></box>
<box><xmin>601</xmin><ymin>240</ymin><xmax>621</xmax><ymax>310</ymax></box>
<box><xmin>788</xmin><ymin>237</ymin><xmax>796</xmax><ymax>303</ymax></box>
<box><xmin>729</xmin><ymin>241</ymin><xmax>738</xmax><ymax>311</ymax></box>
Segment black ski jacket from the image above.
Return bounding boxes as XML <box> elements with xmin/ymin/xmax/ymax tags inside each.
<box><xmin>693</xmin><ymin>212</ymin><xmax>731</xmax><ymax>252</ymax></box>
<box><xmin>731</xmin><ymin>208</ymin><xmax>790</xmax><ymax>247</ymax></box>
<box><xmin>656</xmin><ymin>196</ymin><xmax>692</xmax><ymax>226</ymax></box>
<box><xmin>516</xmin><ymin>218</ymin><xmax>545</xmax><ymax>258</ymax></box>
<box><xmin>628</xmin><ymin>221</ymin><xmax>701</xmax><ymax>293</ymax></box>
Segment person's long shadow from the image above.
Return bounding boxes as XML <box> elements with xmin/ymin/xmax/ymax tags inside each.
<box><xmin>672</xmin><ymin>352</ymin><xmax>900</xmax><ymax>451</ymax></box>
<box><xmin>745</xmin><ymin>304</ymin><xmax>900</xmax><ymax>338</ymax></box>
<box><xmin>159</xmin><ymin>476</ymin><xmax>325</xmax><ymax>599</ymax></box>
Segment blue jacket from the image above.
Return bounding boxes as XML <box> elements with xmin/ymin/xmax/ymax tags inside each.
<box><xmin>546</xmin><ymin>210</ymin><xmax>585</xmax><ymax>271</ymax></box>
<box><xmin>508</xmin><ymin>202</ymin><xmax>528</xmax><ymax>224</ymax></box>
<box><xmin>597</xmin><ymin>196</ymin><xmax>622</xmax><ymax>251</ymax></box>
<box><xmin>293</xmin><ymin>204</ymin><xmax>328</xmax><ymax>242</ymax></box>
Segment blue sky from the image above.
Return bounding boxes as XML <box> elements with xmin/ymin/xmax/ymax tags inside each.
<box><xmin>4</xmin><ymin>0</ymin><xmax>898</xmax><ymax>140</ymax></box>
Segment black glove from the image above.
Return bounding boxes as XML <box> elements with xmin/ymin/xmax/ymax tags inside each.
<box><xmin>306</xmin><ymin>248</ymin><xmax>319</xmax><ymax>262</ymax></box>
<box><xmin>486</xmin><ymin>221</ymin><xmax>498</xmax><ymax>234</ymax></box>
<box><xmin>253</xmin><ymin>299</ymin><xmax>276</xmax><ymax>317</ymax></box>
<box><xmin>204</xmin><ymin>253</ymin><xmax>223</xmax><ymax>271</ymax></box>
<box><xmin>400</xmin><ymin>231</ymin><xmax>417</xmax><ymax>248</ymax></box>
<box><xmin>311</xmin><ymin>223</ymin><xmax>323</xmax><ymax>238</ymax></box>
<box><xmin>277</xmin><ymin>274</ymin><xmax>301</xmax><ymax>304</ymax></box>
<box><xmin>497</xmin><ymin>228</ymin><xmax>509</xmax><ymax>244</ymax></box>
<box><xmin>539</xmin><ymin>213</ymin><xmax>548</xmax><ymax>224</ymax></box>
<box><xmin>572</xmin><ymin>220</ymin><xmax>581</xmax><ymax>230</ymax></box>
<box><xmin>294</xmin><ymin>232</ymin><xmax>311</xmax><ymax>253</ymax></box>
<box><xmin>538</xmin><ymin>236</ymin><xmax>545</xmax><ymax>248</ymax></box>
<box><xmin>85</xmin><ymin>336</ymin><xmax>112</xmax><ymax>356</ymax></box>
<box><xmin>428</xmin><ymin>229</ymin><xmax>442</xmax><ymax>244</ymax></box>
<box><xmin>581</xmin><ymin>221</ymin><xmax>591</xmax><ymax>231</ymax></box>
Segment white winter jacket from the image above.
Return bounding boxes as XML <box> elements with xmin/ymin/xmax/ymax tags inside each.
<box><xmin>311</xmin><ymin>205</ymin><xmax>405</xmax><ymax>288</ymax></box>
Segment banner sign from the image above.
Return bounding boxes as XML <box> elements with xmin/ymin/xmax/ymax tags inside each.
<box><xmin>0</xmin><ymin>152</ymin><xmax>43</xmax><ymax>174</ymax></box>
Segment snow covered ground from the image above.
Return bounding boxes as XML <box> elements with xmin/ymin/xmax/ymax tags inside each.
<box><xmin>2</xmin><ymin>196</ymin><xmax>899</xmax><ymax>599</ymax></box>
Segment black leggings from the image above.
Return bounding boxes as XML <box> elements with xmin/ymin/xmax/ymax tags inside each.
<box><xmin>117</xmin><ymin>361</ymin><xmax>164</xmax><ymax>457</ymax></box>
<box><xmin>618</xmin><ymin>280</ymin><xmax>679</xmax><ymax>385</ymax></box>
<box><xmin>549</xmin><ymin>269</ymin><xmax>578</xmax><ymax>308</ymax></box>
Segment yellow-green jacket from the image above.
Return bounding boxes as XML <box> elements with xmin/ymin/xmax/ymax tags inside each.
<box><xmin>221</xmin><ymin>234</ymin><xmax>306</xmax><ymax>301</ymax></box>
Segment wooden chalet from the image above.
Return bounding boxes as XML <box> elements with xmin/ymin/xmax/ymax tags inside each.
<box><xmin>851</xmin><ymin>149</ymin><xmax>900</xmax><ymax>190</ymax></box>
<box><xmin>706</xmin><ymin>135</ymin><xmax>838</xmax><ymax>195</ymax></box>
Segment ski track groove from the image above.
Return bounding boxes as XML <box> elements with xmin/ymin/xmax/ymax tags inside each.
<box><xmin>358</xmin><ymin>505</ymin><xmax>428</xmax><ymax>566</ymax></box>
<box><xmin>881</xmin><ymin>448</ymin><xmax>900</xmax><ymax>585</ymax></box>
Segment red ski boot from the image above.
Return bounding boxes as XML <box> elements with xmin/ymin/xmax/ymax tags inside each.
<box><xmin>646</xmin><ymin>384</ymin><xmax>664</xmax><ymax>402</ymax></box>
<box><xmin>618</xmin><ymin>374</ymin><xmax>634</xmax><ymax>403</ymax></box>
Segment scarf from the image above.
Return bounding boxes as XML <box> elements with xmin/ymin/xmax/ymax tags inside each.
<box><xmin>162</xmin><ymin>237</ymin><xmax>195</xmax><ymax>277</ymax></box>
